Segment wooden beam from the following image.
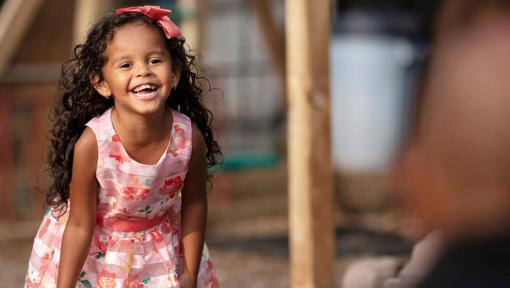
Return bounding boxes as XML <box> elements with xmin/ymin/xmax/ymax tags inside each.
<box><xmin>0</xmin><ymin>0</ymin><xmax>45</xmax><ymax>77</ymax></box>
<box><xmin>248</xmin><ymin>0</ymin><xmax>286</xmax><ymax>103</ymax></box>
<box><xmin>0</xmin><ymin>63</ymin><xmax>61</xmax><ymax>84</ymax></box>
<box><xmin>179</xmin><ymin>0</ymin><xmax>208</xmax><ymax>56</ymax></box>
<box><xmin>73</xmin><ymin>0</ymin><xmax>112</xmax><ymax>45</ymax></box>
<box><xmin>286</xmin><ymin>0</ymin><xmax>334</xmax><ymax>287</ymax></box>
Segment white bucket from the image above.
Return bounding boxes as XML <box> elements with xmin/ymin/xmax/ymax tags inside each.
<box><xmin>330</xmin><ymin>34</ymin><xmax>414</xmax><ymax>172</ymax></box>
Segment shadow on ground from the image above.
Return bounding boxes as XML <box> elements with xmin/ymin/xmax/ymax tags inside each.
<box><xmin>209</xmin><ymin>225</ymin><xmax>413</xmax><ymax>257</ymax></box>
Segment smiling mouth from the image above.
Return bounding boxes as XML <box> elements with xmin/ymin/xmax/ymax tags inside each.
<box><xmin>131</xmin><ymin>84</ymin><xmax>159</xmax><ymax>100</ymax></box>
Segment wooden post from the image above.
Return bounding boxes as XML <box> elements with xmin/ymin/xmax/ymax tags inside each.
<box><xmin>286</xmin><ymin>0</ymin><xmax>334</xmax><ymax>287</ymax></box>
<box><xmin>30</xmin><ymin>97</ymin><xmax>47</xmax><ymax>215</ymax></box>
<box><xmin>0</xmin><ymin>93</ymin><xmax>15</xmax><ymax>220</ymax></box>
<box><xmin>179</xmin><ymin>0</ymin><xmax>208</xmax><ymax>56</ymax></box>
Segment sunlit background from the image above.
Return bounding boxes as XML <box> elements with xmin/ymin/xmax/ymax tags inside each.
<box><xmin>0</xmin><ymin>0</ymin><xmax>439</xmax><ymax>287</ymax></box>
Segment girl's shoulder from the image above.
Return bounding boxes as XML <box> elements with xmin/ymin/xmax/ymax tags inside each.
<box><xmin>73</xmin><ymin>127</ymin><xmax>98</xmax><ymax>173</ymax></box>
<box><xmin>76</xmin><ymin>127</ymin><xmax>97</xmax><ymax>154</ymax></box>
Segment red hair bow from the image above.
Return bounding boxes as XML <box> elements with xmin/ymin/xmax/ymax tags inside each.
<box><xmin>115</xmin><ymin>5</ymin><xmax>182</xmax><ymax>39</ymax></box>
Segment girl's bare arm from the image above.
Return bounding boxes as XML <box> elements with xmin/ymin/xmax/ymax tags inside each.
<box><xmin>57</xmin><ymin>127</ymin><xmax>98</xmax><ymax>288</ymax></box>
<box><xmin>180</xmin><ymin>124</ymin><xmax>208</xmax><ymax>287</ymax></box>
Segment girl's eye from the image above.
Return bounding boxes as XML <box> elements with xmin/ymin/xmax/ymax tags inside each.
<box><xmin>149</xmin><ymin>58</ymin><xmax>162</xmax><ymax>64</ymax></box>
<box><xmin>119</xmin><ymin>63</ymin><xmax>131</xmax><ymax>69</ymax></box>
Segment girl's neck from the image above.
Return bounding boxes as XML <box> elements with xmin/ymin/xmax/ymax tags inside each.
<box><xmin>111</xmin><ymin>107</ymin><xmax>172</xmax><ymax>147</ymax></box>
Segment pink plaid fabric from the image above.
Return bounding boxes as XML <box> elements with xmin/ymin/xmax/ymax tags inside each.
<box><xmin>25</xmin><ymin>108</ymin><xmax>219</xmax><ymax>287</ymax></box>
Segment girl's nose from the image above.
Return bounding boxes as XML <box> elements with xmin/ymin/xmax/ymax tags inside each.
<box><xmin>136</xmin><ymin>64</ymin><xmax>152</xmax><ymax>77</ymax></box>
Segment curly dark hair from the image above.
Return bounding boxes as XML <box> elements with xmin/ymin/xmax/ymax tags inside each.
<box><xmin>46</xmin><ymin>12</ymin><xmax>222</xmax><ymax>211</ymax></box>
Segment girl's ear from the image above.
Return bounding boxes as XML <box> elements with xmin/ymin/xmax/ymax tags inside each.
<box><xmin>90</xmin><ymin>74</ymin><xmax>112</xmax><ymax>98</ymax></box>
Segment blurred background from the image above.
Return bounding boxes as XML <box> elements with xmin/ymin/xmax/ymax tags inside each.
<box><xmin>0</xmin><ymin>0</ymin><xmax>439</xmax><ymax>287</ymax></box>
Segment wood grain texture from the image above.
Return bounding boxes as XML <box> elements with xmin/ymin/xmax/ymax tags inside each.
<box><xmin>286</xmin><ymin>0</ymin><xmax>334</xmax><ymax>287</ymax></box>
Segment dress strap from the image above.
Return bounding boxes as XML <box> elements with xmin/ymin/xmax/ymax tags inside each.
<box><xmin>84</xmin><ymin>108</ymin><xmax>114</xmax><ymax>140</ymax></box>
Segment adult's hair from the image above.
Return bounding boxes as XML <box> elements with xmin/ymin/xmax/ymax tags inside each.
<box><xmin>404</xmin><ymin>0</ymin><xmax>510</xmax><ymax>145</ymax></box>
<box><xmin>435</xmin><ymin>0</ymin><xmax>510</xmax><ymax>37</ymax></box>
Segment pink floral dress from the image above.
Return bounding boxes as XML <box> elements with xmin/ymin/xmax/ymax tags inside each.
<box><xmin>25</xmin><ymin>108</ymin><xmax>219</xmax><ymax>288</ymax></box>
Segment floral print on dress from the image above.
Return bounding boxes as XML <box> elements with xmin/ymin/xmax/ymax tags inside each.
<box><xmin>122</xmin><ymin>186</ymin><xmax>150</xmax><ymax>200</ymax></box>
<box><xmin>125</xmin><ymin>274</ymin><xmax>151</xmax><ymax>288</ymax></box>
<box><xmin>110</xmin><ymin>202</ymin><xmax>131</xmax><ymax>218</ymax></box>
<box><xmin>25</xmin><ymin>282</ymin><xmax>39</xmax><ymax>288</ymax></box>
<box><xmin>25</xmin><ymin>108</ymin><xmax>219</xmax><ymax>288</ymax></box>
<box><xmin>169</xmin><ymin>125</ymin><xmax>191</xmax><ymax>158</ymax></box>
<box><xmin>98</xmin><ymin>270</ymin><xmax>117</xmax><ymax>288</ymax></box>
<box><xmin>159</xmin><ymin>175</ymin><xmax>183</xmax><ymax>197</ymax></box>
<box><xmin>37</xmin><ymin>218</ymin><xmax>51</xmax><ymax>238</ymax></box>
<box><xmin>109</xmin><ymin>135</ymin><xmax>129</xmax><ymax>164</ymax></box>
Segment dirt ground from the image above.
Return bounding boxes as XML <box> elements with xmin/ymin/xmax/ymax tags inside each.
<box><xmin>0</xmin><ymin>164</ymin><xmax>411</xmax><ymax>287</ymax></box>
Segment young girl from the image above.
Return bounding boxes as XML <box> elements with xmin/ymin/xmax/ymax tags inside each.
<box><xmin>25</xmin><ymin>6</ymin><xmax>221</xmax><ymax>288</ymax></box>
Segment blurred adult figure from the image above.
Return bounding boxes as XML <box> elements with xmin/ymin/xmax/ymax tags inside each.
<box><xmin>399</xmin><ymin>1</ymin><xmax>510</xmax><ymax>287</ymax></box>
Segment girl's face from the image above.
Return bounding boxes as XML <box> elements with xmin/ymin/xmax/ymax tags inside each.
<box><xmin>94</xmin><ymin>22</ymin><xmax>179</xmax><ymax>115</ymax></box>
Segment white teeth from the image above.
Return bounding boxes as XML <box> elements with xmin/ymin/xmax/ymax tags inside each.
<box><xmin>133</xmin><ymin>84</ymin><xmax>157</xmax><ymax>93</ymax></box>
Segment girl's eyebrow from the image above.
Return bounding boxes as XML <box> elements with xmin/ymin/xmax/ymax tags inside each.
<box><xmin>110</xmin><ymin>50</ymin><xmax>168</xmax><ymax>65</ymax></box>
<box><xmin>147</xmin><ymin>49</ymin><xmax>168</xmax><ymax>56</ymax></box>
<box><xmin>110</xmin><ymin>55</ymin><xmax>132</xmax><ymax>65</ymax></box>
